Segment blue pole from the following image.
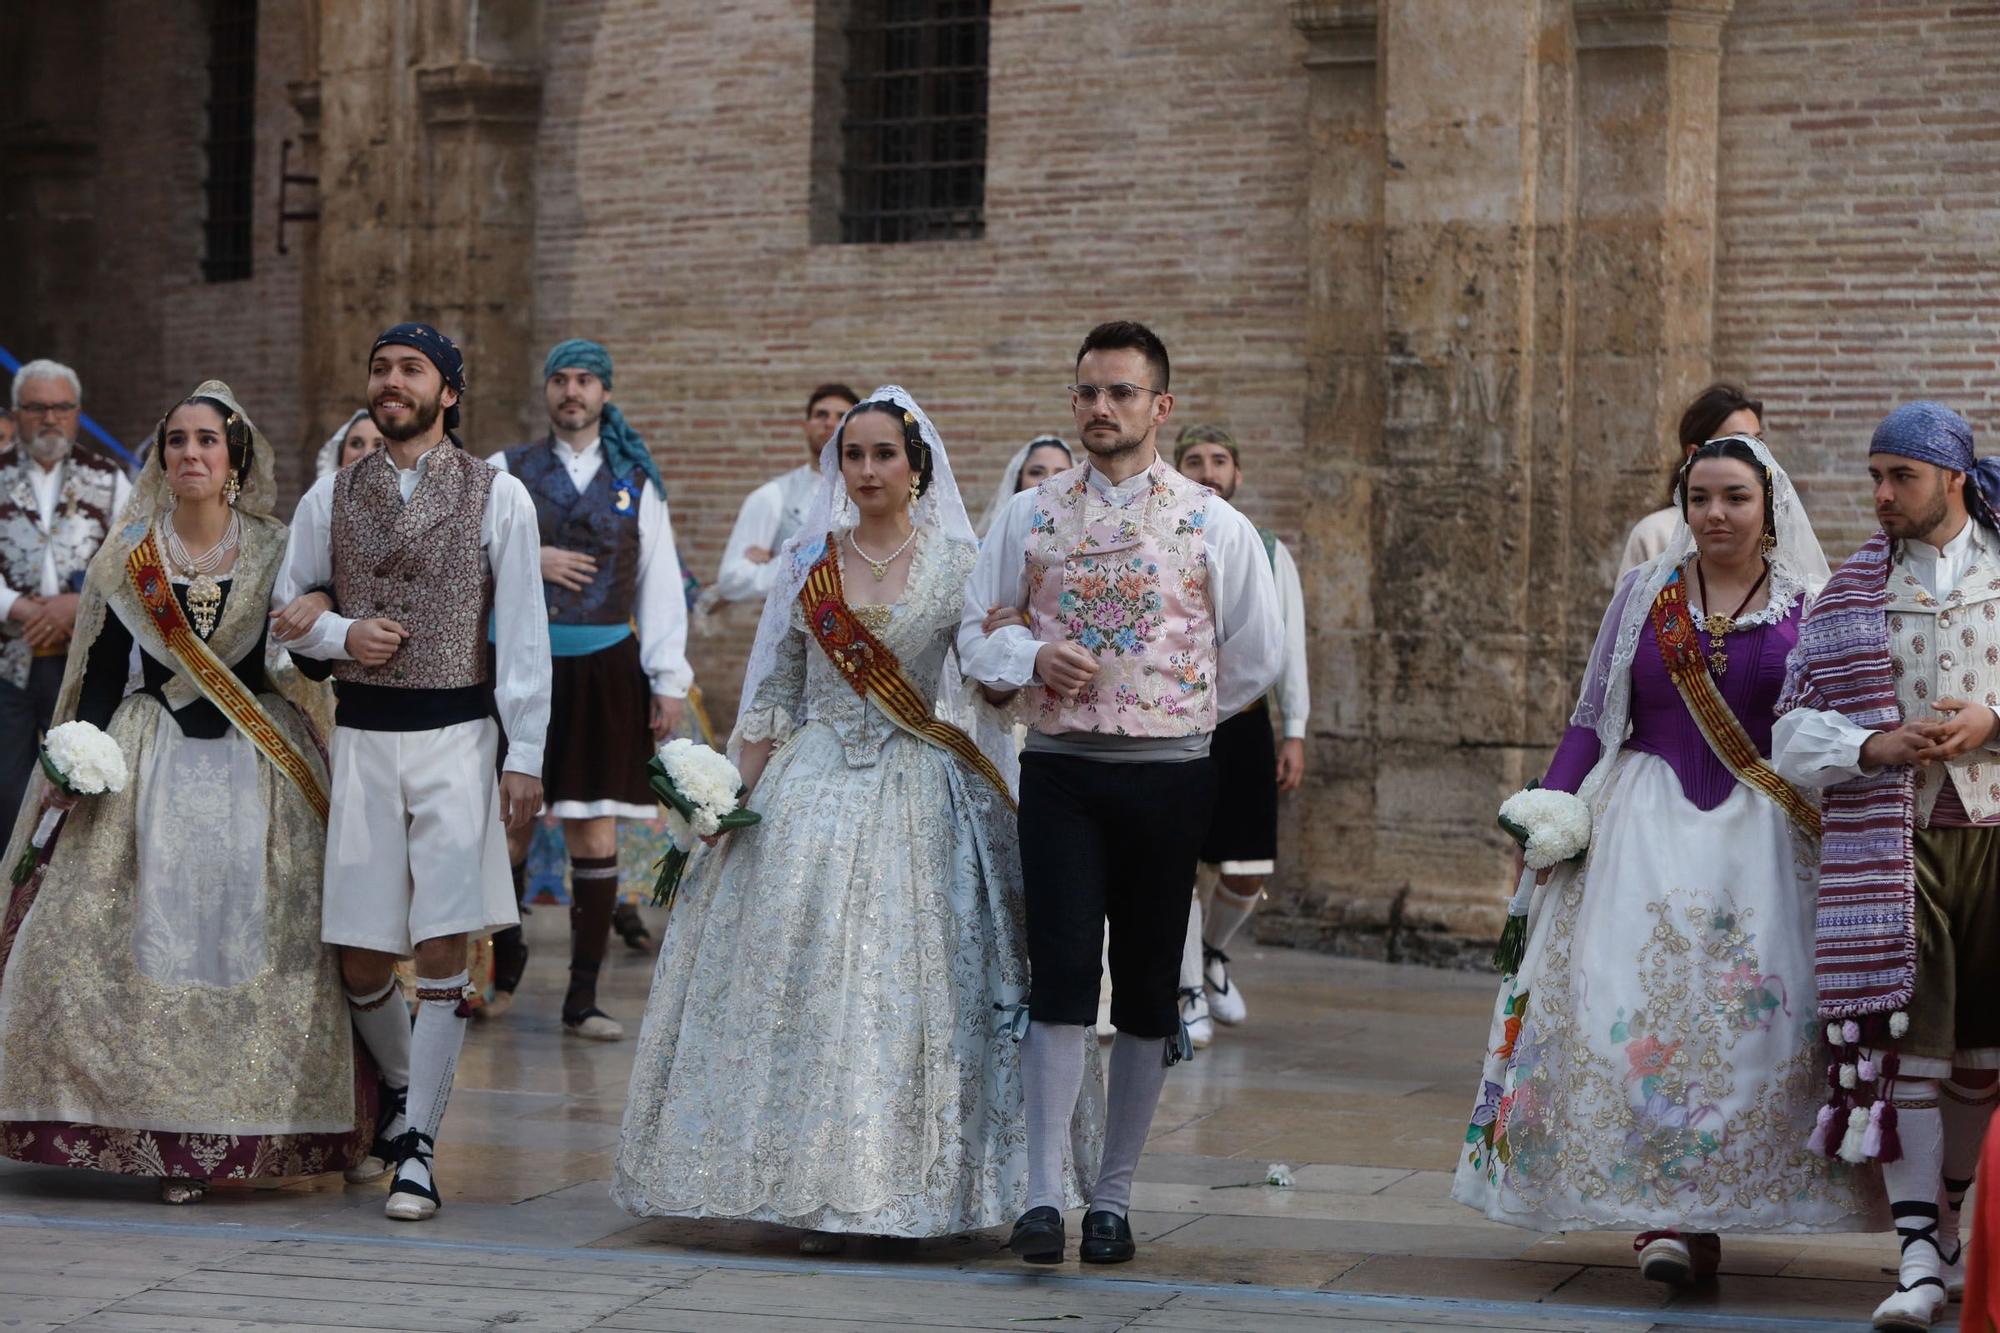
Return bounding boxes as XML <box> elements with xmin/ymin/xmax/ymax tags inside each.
<box><xmin>0</xmin><ymin>345</ymin><xmax>144</xmax><ymax>470</ymax></box>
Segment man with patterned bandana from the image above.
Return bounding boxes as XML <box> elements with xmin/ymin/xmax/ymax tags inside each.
<box><xmin>275</xmin><ymin>323</ymin><xmax>550</xmax><ymax>1222</ymax></box>
<box><xmin>1774</xmin><ymin>402</ymin><xmax>2000</xmax><ymax>1331</ymax></box>
<box><xmin>0</xmin><ymin>360</ymin><xmax>131</xmax><ymax>831</ymax></box>
<box><xmin>485</xmin><ymin>339</ymin><xmax>691</xmax><ymax>1040</ymax></box>
<box><xmin>961</xmin><ymin>320</ymin><xmax>1282</xmax><ymax>1266</ymax></box>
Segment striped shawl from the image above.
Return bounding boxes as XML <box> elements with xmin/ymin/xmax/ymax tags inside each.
<box><xmin>1778</xmin><ymin>530</ymin><xmax>1917</xmax><ymax>1018</ymax></box>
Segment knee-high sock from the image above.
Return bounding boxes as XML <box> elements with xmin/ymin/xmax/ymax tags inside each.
<box><xmin>400</xmin><ymin>970</ymin><xmax>470</xmax><ymax>1191</ymax></box>
<box><xmin>1091</xmin><ymin>1035</ymin><xmax>1172</xmax><ymax>1218</ymax></box>
<box><xmin>1022</xmin><ymin>1020</ymin><xmax>1089</xmax><ymax>1213</ymax></box>
<box><xmin>1177</xmin><ymin>894</ymin><xmax>1204</xmax><ymax>996</ymax></box>
<box><xmin>1883</xmin><ymin>1081</ymin><xmax>1947</xmax><ymax>1298</ymax></box>
<box><xmin>1940</xmin><ymin>1077</ymin><xmax>1999</xmax><ymax>1260</ymax></box>
<box><xmin>347</xmin><ymin>977</ymin><xmax>411</xmax><ymax>1139</ymax></box>
<box><xmin>565</xmin><ymin>855</ymin><xmax>620</xmax><ymax>1017</ymax></box>
<box><xmin>1203</xmin><ymin>882</ymin><xmax>1261</xmax><ymax>952</ymax></box>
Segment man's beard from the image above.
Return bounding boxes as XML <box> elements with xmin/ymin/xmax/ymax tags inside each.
<box><xmin>26</xmin><ymin>431</ymin><xmax>72</xmax><ymax>466</ymax></box>
<box><xmin>1209</xmin><ymin>476</ymin><xmax>1237</xmax><ymax>501</ymax></box>
<box><xmin>1882</xmin><ymin>479</ymin><xmax>1950</xmax><ymax>540</ymax></box>
<box><xmin>1080</xmin><ymin>427</ymin><xmax>1145</xmax><ymax>463</ymax></box>
<box><xmin>553</xmin><ymin>401</ymin><xmax>602</xmax><ymax>434</ymax></box>
<box><xmin>371</xmin><ymin>390</ymin><xmax>444</xmax><ymax>443</ymax></box>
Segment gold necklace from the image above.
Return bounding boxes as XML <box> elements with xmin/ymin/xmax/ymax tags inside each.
<box><xmin>163</xmin><ymin>509</ymin><xmax>241</xmax><ymax>639</ymax></box>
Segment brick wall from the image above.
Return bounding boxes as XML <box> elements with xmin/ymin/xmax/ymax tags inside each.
<box><xmin>25</xmin><ymin>1</ymin><xmax>309</xmax><ymax>484</ymax></box>
<box><xmin>534</xmin><ymin>0</ymin><xmax>1314</xmax><ymax>715</ymax></box>
<box><xmin>1714</xmin><ymin>0</ymin><xmax>2000</xmax><ymax>562</ymax></box>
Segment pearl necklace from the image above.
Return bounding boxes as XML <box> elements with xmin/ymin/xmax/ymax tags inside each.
<box><xmin>848</xmin><ymin>525</ymin><xmax>917</xmax><ymax>582</ymax></box>
<box><xmin>163</xmin><ymin>509</ymin><xmax>242</xmax><ymax>639</ymax></box>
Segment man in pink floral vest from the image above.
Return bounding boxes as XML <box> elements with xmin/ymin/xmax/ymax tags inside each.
<box><xmin>961</xmin><ymin>320</ymin><xmax>1282</xmax><ymax>1265</ymax></box>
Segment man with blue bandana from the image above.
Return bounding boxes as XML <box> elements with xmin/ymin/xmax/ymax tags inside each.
<box><xmin>276</xmin><ymin>322</ymin><xmax>551</xmax><ymax>1222</ymax></box>
<box><xmin>485</xmin><ymin>339</ymin><xmax>691</xmax><ymax>1042</ymax></box>
<box><xmin>1775</xmin><ymin>401</ymin><xmax>2000</xmax><ymax>1332</ymax></box>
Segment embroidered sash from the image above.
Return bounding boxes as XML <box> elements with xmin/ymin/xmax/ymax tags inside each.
<box><xmin>126</xmin><ymin>532</ymin><xmax>330</xmax><ymax>823</ymax></box>
<box><xmin>797</xmin><ymin>541</ymin><xmax>1016</xmax><ymax>809</ymax></box>
<box><xmin>1650</xmin><ymin>571</ymin><xmax>1821</xmax><ymax>838</ymax></box>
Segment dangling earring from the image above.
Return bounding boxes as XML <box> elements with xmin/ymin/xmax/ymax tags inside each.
<box><xmin>223</xmin><ymin>471</ymin><xmax>241</xmax><ymax>506</ymax></box>
<box><xmin>908</xmin><ymin>477</ymin><xmax>921</xmax><ymax>507</ymax></box>
<box><xmin>1759</xmin><ymin>531</ymin><xmax>1776</xmax><ymax>555</ymax></box>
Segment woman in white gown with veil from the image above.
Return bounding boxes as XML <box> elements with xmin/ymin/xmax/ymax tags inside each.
<box><xmin>613</xmin><ymin>387</ymin><xmax>1100</xmax><ymax>1248</ymax></box>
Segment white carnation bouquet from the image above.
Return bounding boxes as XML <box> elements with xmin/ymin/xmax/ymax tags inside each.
<box><xmin>1491</xmin><ymin>782</ymin><xmax>1591</xmax><ymax>972</ymax></box>
<box><xmin>12</xmin><ymin>721</ymin><xmax>127</xmax><ymax>886</ymax></box>
<box><xmin>647</xmin><ymin>738</ymin><xmax>760</xmax><ymax>908</ymax></box>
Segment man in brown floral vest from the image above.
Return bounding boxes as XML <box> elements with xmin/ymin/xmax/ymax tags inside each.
<box><xmin>0</xmin><ymin>359</ymin><xmax>131</xmax><ymax>831</ymax></box>
<box><xmin>275</xmin><ymin>323</ymin><xmax>550</xmax><ymax>1223</ymax></box>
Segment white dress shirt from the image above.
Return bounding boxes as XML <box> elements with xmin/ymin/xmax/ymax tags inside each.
<box><xmin>714</xmin><ymin>463</ymin><xmax>821</xmax><ymax>603</ymax></box>
<box><xmin>488</xmin><ymin>437</ymin><xmax>692</xmax><ymax>698</ymax></box>
<box><xmin>1772</xmin><ymin>517</ymin><xmax>2000</xmax><ymax>787</ymax></box>
<box><xmin>275</xmin><ymin>445</ymin><xmax>552</xmax><ymax>778</ymax></box>
<box><xmin>1270</xmin><ymin>537</ymin><xmax>1310</xmax><ymax>740</ymax></box>
<box><xmin>1618</xmin><ymin>506</ymin><xmax>1683</xmax><ymax>577</ymax></box>
<box><xmin>958</xmin><ymin>461</ymin><xmax>1284</xmax><ymax>725</ymax></box>
<box><xmin>0</xmin><ymin>458</ymin><xmax>134</xmax><ymax>617</ymax></box>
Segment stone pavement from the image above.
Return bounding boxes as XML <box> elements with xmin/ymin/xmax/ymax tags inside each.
<box><xmin>0</xmin><ymin>912</ymin><xmax>1958</xmax><ymax>1332</ymax></box>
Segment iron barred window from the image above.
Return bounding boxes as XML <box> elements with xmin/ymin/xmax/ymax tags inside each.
<box><xmin>201</xmin><ymin>0</ymin><xmax>258</xmax><ymax>283</ymax></box>
<box><xmin>839</xmin><ymin>0</ymin><xmax>989</xmax><ymax>244</ymax></box>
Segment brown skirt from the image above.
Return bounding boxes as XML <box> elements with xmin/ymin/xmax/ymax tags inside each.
<box><xmin>545</xmin><ymin>633</ymin><xmax>658</xmax><ymax>807</ymax></box>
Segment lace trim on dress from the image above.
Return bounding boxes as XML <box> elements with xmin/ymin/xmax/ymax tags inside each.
<box><xmin>1688</xmin><ymin>562</ymin><xmax>1806</xmax><ymax>632</ymax></box>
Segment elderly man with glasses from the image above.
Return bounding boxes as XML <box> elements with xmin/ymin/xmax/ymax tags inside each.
<box><xmin>0</xmin><ymin>359</ymin><xmax>131</xmax><ymax>830</ymax></box>
<box><xmin>960</xmin><ymin>319</ymin><xmax>1282</xmax><ymax>1266</ymax></box>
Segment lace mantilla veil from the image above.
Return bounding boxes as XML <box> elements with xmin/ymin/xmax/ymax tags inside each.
<box><xmin>1507</xmin><ymin>435</ymin><xmax>1831</xmax><ymax>921</ymax></box>
<box><xmin>730</xmin><ymin>384</ymin><xmax>1020</xmax><ymax>793</ymax></box>
<box><xmin>976</xmin><ymin>436</ymin><xmax>1074</xmax><ymax>539</ymax></box>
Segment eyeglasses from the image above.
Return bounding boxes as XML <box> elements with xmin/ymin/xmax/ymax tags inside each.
<box><xmin>1068</xmin><ymin>382</ymin><xmax>1163</xmax><ymax>408</ymax></box>
<box><xmin>15</xmin><ymin>402</ymin><xmax>78</xmax><ymax>417</ymax></box>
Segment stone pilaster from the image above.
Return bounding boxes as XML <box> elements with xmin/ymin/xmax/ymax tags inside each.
<box><xmin>1274</xmin><ymin>0</ymin><xmax>1579</xmax><ymax>960</ymax></box>
<box><xmin>300</xmin><ymin>0</ymin><xmax>543</xmax><ymax>456</ymax></box>
<box><xmin>1571</xmin><ymin>0</ymin><xmax>1733</xmax><ymax>592</ymax></box>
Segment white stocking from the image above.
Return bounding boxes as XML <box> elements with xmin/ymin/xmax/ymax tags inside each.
<box><xmin>1880</xmin><ymin>1080</ymin><xmax>1947</xmax><ymax>1310</ymax></box>
<box><xmin>1021</xmin><ymin>1021</ymin><xmax>1088</xmax><ymax>1213</ymax></box>
<box><xmin>400</xmin><ymin>970</ymin><xmax>470</xmax><ymax>1192</ymax></box>
<box><xmin>1939</xmin><ymin>1075</ymin><xmax>1998</xmax><ymax>1262</ymax></box>
<box><xmin>1091</xmin><ymin>1035</ymin><xmax>1171</xmax><ymax>1218</ymax></box>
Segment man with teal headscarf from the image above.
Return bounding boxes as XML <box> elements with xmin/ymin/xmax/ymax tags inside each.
<box><xmin>485</xmin><ymin>338</ymin><xmax>692</xmax><ymax>1041</ymax></box>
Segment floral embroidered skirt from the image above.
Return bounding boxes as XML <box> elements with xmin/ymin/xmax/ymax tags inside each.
<box><xmin>1452</xmin><ymin>750</ymin><xmax>1878</xmax><ymax>1233</ymax></box>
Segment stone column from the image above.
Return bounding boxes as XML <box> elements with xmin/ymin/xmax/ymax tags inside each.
<box><xmin>297</xmin><ymin>0</ymin><xmax>543</xmax><ymax>461</ymax></box>
<box><xmin>1278</xmin><ymin>1</ymin><xmax>1387</xmax><ymax>947</ymax></box>
<box><xmin>1275</xmin><ymin>0</ymin><xmax>1579</xmax><ymax>960</ymax></box>
<box><xmin>1571</xmin><ymin>0</ymin><xmax>1733</xmax><ymax>590</ymax></box>
<box><xmin>1367</xmin><ymin>0</ymin><xmax>1557</xmax><ymax>950</ymax></box>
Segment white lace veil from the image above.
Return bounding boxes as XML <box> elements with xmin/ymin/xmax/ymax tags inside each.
<box><xmin>976</xmin><ymin>435</ymin><xmax>1074</xmax><ymax>538</ymax></box>
<box><xmin>731</xmin><ymin>385</ymin><xmax>1020</xmax><ymax>790</ymax></box>
<box><xmin>314</xmin><ymin>409</ymin><xmax>369</xmax><ymax>479</ymax></box>
<box><xmin>1508</xmin><ymin>435</ymin><xmax>1830</xmax><ymax>923</ymax></box>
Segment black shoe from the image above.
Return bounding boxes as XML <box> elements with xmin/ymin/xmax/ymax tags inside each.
<box><xmin>1007</xmin><ymin>1206</ymin><xmax>1065</xmax><ymax>1264</ymax></box>
<box><xmin>612</xmin><ymin>901</ymin><xmax>655</xmax><ymax>952</ymax></box>
<box><xmin>1078</xmin><ymin>1209</ymin><xmax>1135</xmax><ymax>1264</ymax></box>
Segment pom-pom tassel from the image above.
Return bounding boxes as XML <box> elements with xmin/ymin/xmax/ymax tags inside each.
<box><xmin>1837</xmin><ymin>1105</ymin><xmax>1872</xmax><ymax>1164</ymax></box>
<box><xmin>1839</xmin><ymin>1063</ymin><xmax>1859</xmax><ymax>1089</ymax></box>
<box><xmin>1862</xmin><ymin>1100</ymin><xmax>1885</xmax><ymax>1159</ymax></box>
<box><xmin>1857</xmin><ymin>1057</ymin><xmax>1877</xmax><ymax>1084</ymax></box>
<box><xmin>1842</xmin><ymin>1019</ymin><xmax>1861</xmax><ymax>1045</ymax></box>
<box><xmin>1808</xmin><ymin>1102</ymin><xmax>1838</xmax><ymax>1155</ymax></box>
<box><xmin>1878</xmin><ymin>1098</ymin><xmax>1903</xmax><ymax>1164</ymax></box>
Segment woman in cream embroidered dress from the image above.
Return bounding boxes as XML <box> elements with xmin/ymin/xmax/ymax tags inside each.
<box><xmin>1453</xmin><ymin>437</ymin><xmax>1876</xmax><ymax>1273</ymax></box>
<box><xmin>0</xmin><ymin>383</ymin><xmax>361</xmax><ymax>1202</ymax></box>
<box><xmin>614</xmin><ymin>388</ymin><xmax>1100</xmax><ymax>1247</ymax></box>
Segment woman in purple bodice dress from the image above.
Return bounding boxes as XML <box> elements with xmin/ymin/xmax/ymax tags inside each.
<box><xmin>1453</xmin><ymin>437</ymin><xmax>1876</xmax><ymax>1282</ymax></box>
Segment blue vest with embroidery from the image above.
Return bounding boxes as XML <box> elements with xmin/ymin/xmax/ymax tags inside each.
<box><xmin>506</xmin><ymin>438</ymin><xmax>640</xmax><ymax>626</ymax></box>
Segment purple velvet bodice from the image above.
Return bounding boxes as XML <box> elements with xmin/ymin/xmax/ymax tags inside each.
<box><xmin>1543</xmin><ymin>601</ymin><xmax>1802</xmax><ymax>811</ymax></box>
